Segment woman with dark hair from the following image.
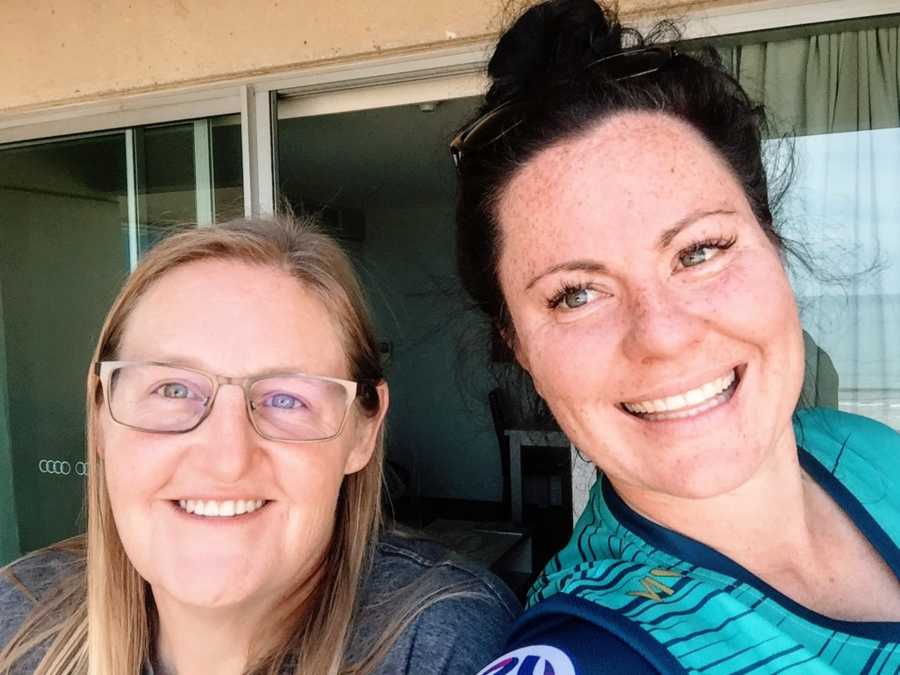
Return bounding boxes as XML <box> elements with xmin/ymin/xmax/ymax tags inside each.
<box><xmin>453</xmin><ymin>1</ymin><xmax>900</xmax><ymax>673</ymax></box>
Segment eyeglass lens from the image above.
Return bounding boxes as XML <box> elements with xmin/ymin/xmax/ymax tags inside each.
<box><xmin>108</xmin><ymin>364</ymin><xmax>352</xmax><ymax>441</ymax></box>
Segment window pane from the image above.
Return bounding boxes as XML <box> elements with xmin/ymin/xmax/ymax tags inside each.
<box><xmin>211</xmin><ymin>115</ymin><xmax>244</xmax><ymax>222</ymax></box>
<box><xmin>716</xmin><ymin>18</ymin><xmax>900</xmax><ymax>430</ymax></box>
<box><xmin>786</xmin><ymin>128</ymin><xmax>900</xmax><ymax>430</ymax></box>
<box><xmin>277</xmin><ymin>100</ymin><xmax>571</xmax><ymax>592</ymax></box>
<box><xmin>137</xmin><ymin>114</ymin><xmax>244</xmax><ymax>253</ymax></box>
<box><xmin>0</xmin><ymin>115</ymin><xmax>244</xmax><ymax>563</ymax></box>
<box><xmin>0</xmin><ymin>132</ymin><xmax>129</xmax><ymax>556</ymax></box>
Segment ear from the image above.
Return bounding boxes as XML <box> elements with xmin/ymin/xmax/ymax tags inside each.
<box><xmin>343</xmin><ymin>381</ymin><xmax>390</xmax><ymax>475</ymax></box>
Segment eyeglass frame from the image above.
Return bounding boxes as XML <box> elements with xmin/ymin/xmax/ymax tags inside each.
<box><xmin>93</xmin><ymin>360</ymin><xmax>379</xmax><ymax>443</ymax></box>
<box><xmin>449</xmin><ymin>45</ymin><xmax>678</xmax><ymax>168</ymax></box>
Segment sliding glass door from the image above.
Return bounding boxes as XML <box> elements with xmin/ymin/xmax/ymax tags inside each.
<box><xmin>0</xmin><ymin>115</ymin><xmax>242</xmax><ymax>562</ymax></box>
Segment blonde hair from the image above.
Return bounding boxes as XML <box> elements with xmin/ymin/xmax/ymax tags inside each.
<box><xmin>1</xmin><ymin>216</ymin><xmax>390</xmax><ymax>675</ymax></box>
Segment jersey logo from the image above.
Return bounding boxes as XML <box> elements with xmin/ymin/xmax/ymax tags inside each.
<box><xmin>477</xmin><ymin>645</ymin><xmax>577</xmax><ymax>675</ymax></box>
<box><xmin>627</xmin><ymin>567</ymin><xmax>682</xmax><ymax>601</ymax></box>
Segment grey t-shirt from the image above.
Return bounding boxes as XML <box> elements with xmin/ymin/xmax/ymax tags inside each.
<box><xmin>1</xmin><ymin>533</ymin><xmax>519</xmax><ymax>674</ymax></box>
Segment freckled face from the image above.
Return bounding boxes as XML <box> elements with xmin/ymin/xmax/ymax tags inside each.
<box><xmin>496</xmin><ymin>112</ymin><xmax>805</xmax><ymax>499</ymax></box>
<box><xmin>100</xmin><ymin>259</ymin><xmax>385</xmax><ymax>612</ymax></box>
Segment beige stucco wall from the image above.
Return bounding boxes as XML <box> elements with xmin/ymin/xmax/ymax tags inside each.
<box><xmin>2</xmin><ymin>0</ymin><xmax>755</xmax><ymax>114</ymax></box>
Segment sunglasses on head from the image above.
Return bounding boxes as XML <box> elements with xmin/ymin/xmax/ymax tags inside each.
<box><xmin>450</xmin><ymin>45</ymin><xmax>678</xmax><ymax>169</ymax></box>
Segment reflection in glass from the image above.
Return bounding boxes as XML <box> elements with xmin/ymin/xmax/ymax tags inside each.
<box><xmin>0</xmin><ymin>132</ymin><xmax>128</xmax><ymax>555</ymax></box>
<box><xmin>717</xmin><ymin>19</ymin><xmax>900</xmax><ymax>429</ymax></box>
<box><xmin>0</xmin><ymin>115</ymin><xmax>245</xmax><ymax>562</ymax></box>
<box><xmin>785</xmin><ymin>128</ymin><xmax>900</xmax><ymax>430</ymax></box>
<box><xmin>137</xmin><ymin>115</ymin><xmax>244</xmax><ymax>254</ymax></box>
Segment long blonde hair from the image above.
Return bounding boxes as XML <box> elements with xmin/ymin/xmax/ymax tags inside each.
<box><xmin>1</xmin><ymin>216</ymin><xmax>389</xmax><ymax>675</ymax></box>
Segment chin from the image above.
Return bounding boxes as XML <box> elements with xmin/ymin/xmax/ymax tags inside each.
<box><xmin>140</xmin><ymin>547</ymin><xmax>279</xmax><ymax>610</ymax></box>
<box><xmin>637</xmin><ymin>440</ymin><xmax>767</xmax><ymax>500</ymax></box>
<box><xmin>154</xmin><ymin>566</ymin><xmax>271</xmax><ymax>610</ymax></box>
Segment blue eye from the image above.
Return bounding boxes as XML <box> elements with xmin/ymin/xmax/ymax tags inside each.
<box><xmin>159</xmin><ymin>383</ymin><xmax>190</xmax><ymax>399</ymax></box>
<box><xmin>677</xmin><ymin>236</ymin><xmax>737</xmax><ymax>269</ymax></box>
<box><xmin>563</xmin><ymin>288</ymin><xmax>591</xmax><ymax>308</ymax></box>
<box><xmin>548</xmin><ymin>284</ymin><xmax>599</xmax><ymax>311</ymax></box>
<box><xmin>680</xmin><ymin>246</ymin><xmax>715</xmax><ymax>267</ymax></box>
<box><xmin>267</xmin><ymin>393</ymin><xmax>304</xmax><ymax>410</ymax></box>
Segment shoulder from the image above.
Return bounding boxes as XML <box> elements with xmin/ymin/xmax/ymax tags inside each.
<box><xmin>476</xmin><ymin>596</ymin><xmax>665</xmax><ymax>675</ymax></box>
<box><xmin>370</xmin><ymin>530</ymin><xmax>520</xmax><ymax>607</ymax></box>
<box><xmin>794</xmin><ymin>408</ymin><xmax>900</xmax><ymax>476</ymax></box>
<box><xmin>794</xmin><ymin>408</ymin><xmax>900</xmax><ymax>466</ymax></box>
<box><xmin>359</xmin><ymin>530</ymin><xmax>520</xmax><ymax>675</ymax></box>
<box><xmin>0</xmin><ymin>546</ymin><xmax>81</xmax><ymax>652</ymax></box>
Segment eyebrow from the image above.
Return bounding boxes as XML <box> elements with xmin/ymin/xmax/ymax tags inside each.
<box><xmin>656</xmin><ymin>208</ymin><xmax>737</xmax><ymax>250</ymax></box>
<box><xmin>524</xmin><ymin>208</ymin><xmax>737</xmax><ymax>291</ymax></box>
<box><xmin>525</xmin><ymin>260</ymin><xmax>609</xmax><ymax>291</ymax></box>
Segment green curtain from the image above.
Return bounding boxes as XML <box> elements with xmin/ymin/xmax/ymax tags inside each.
<box><xmin>0</xmin><ymin>280</ymin><xmax>21</xmax><ymax>565</ymax></box>
<box><xmin>723</xmin><ymin>25</ymin><xmax>900</xmax><ymax>135</ymax></box>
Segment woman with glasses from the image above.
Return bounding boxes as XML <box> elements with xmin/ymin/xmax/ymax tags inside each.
<box><xmin>0</xmin><ymin>217</ymin><xmax>517</xmax><ymax>674</ymax></box>
<box><xmin>454</xmin><ymin>1</ymin><xmax>900</xmax><ymax>673</ymax></box>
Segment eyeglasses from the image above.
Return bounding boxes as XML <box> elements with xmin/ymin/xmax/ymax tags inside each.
<box><xmin>94</xmin><ymin>361</ymin><xmax>377</xmax><ymax>443</ymax></box>
<box><xmin>449</xmin><ymin>45</ymin><xmax>677</xmax><ymax>168</ymax></box>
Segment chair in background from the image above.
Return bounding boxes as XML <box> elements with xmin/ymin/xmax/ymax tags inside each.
<box><xmin>488</xmin><ymin>387</ymin><xmax>512</xmax><ymax>520</ymax></box>
<box><xmin>800</xmin><ymin>330</ymin><xmax>839</xmax><ymax>409</ymax></box>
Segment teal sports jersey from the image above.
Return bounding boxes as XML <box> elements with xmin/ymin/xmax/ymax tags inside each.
<box><xmin>478</xmin><ymin>409</ymin><xmax>900</xmax><ymax>675</ymax></box>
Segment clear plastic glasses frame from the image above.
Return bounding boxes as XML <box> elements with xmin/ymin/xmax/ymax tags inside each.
<box><xmin>94</xmin><ymin>360</ymin><xmax>377</xmax><ymax>443</ymax></box>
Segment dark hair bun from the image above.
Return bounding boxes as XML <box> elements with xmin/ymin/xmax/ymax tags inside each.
<box><xmin>487</xmin><ymin>0</ymin><xmax>623</xmax><ymax>103</ymax></box>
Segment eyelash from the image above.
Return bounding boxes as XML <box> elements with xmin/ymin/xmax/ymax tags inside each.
<box><xmin>677</xmin><ymin>235</ymin><xmax>737</xmax><ymax>268</ymax></box>
<box><xmin>545</xmin><ymin>235</ymin><xmax>738</xmax><ymax>311</ymax></box>
<box><xmin>547</xmin><ymin>282</ymin><xmax>594</xmax><ymax>310</ymax></box>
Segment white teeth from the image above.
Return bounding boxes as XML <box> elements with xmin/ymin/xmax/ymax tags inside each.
<box><xmin>176</xmin><ymin>498</ymin><xmax>266</xmax><ymax>517</ymax></box>
<box><xmin>668</xmin><ymin>394</ymin><xmax>688</xmax><ymax>410</ymax></box>
<box><xmin>623</xmin><ymin>370</ymin><xmax>736</xmax><ymax>416</ymax></box>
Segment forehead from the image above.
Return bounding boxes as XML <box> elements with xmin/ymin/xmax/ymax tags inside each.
<box><xmin>496</xmin><ymin>112</ymin><xmax>751</xmax><ymax>269</ymax></box>
<box><xmin>118</xmin><ymin>258</ymin><xmax>350</xmax><ymax>377</ymax></box>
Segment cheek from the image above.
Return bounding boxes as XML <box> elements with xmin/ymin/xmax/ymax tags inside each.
<box><xmin>281</xmin><ymin>450</ymin><xmax>349</xmax><ymax>516</ymax></box>
<box><xmin>102</xmin><ymin>429</ymin><xmax>155</xmax><ymax>501</ymax></box>
<box><xmin>520</xmin><ymin>320</ymin><xmax>620</xmax><ymax>408</ymax></box>
<box><xmin>722</xmin><ymin>256</ymin><xmax>801</xmax><ymax>349</ymax></box>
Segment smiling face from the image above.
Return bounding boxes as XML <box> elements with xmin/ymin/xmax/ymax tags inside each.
<box><xmin>99</xmin><ymin>258</ymin><xmax>385</xmax><ymax>613</ymax></box>
<box><xmin>496</xmin><ymin>112</ymin><xmax>805</xmax><ymax>500</ymax></box>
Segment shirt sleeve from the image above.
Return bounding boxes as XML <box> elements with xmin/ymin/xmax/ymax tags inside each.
<box><xmin>371</xmin><ymin>582</ymin><xmax>519</xmax><ymax>675</ymax></box>
<box><xmin>0</xmin><ymin>550</ymin><xmax>77</xmax><ymax>672</ymax></box>
<box><xmin>476</xmin><ymin>614</ymin><xmax>658</xmax><ymax>675</ymax></box>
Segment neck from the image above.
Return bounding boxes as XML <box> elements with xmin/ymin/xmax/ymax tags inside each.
<box><xmin>153</xmin><ymin>591</ymin><xmax>279</xmax><ymax>675</ymax></box>
<box><xmin>612</xmin><ymin>425</ymin><xmax>822</xmax><ymax>578</ymax></box>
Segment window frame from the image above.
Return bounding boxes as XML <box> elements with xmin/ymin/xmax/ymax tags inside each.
<box><xmin>1</xmin><ymin>0</ymin><xmax>897</xmax><ymax>218</ymax></box>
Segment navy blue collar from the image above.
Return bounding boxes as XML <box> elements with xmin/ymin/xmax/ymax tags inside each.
<box><xmin>601</xmin><ymin>447</ymin><xmax>900</xmax><ymax>640</ymax></box>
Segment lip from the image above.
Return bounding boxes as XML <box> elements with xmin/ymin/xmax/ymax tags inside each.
<box><xmin>620</xmin><ymin>364</ymin><xmax>744</xmax><ymax>406</ymax></box>
<box><xmin>618</xmin><ymin>364</ymin><xmax>746</xmax><ymax>429</ymax></box>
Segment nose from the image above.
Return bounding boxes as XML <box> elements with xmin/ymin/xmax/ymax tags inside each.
<box><xmin>620</xmin><ymin>283</ymin><xmax>707</xmax><ymax>365</ymax></box>
<box><xmin>188</xmin><ymin>384</ymin><xmax>258</xmax><ymax>482</ymax></box>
